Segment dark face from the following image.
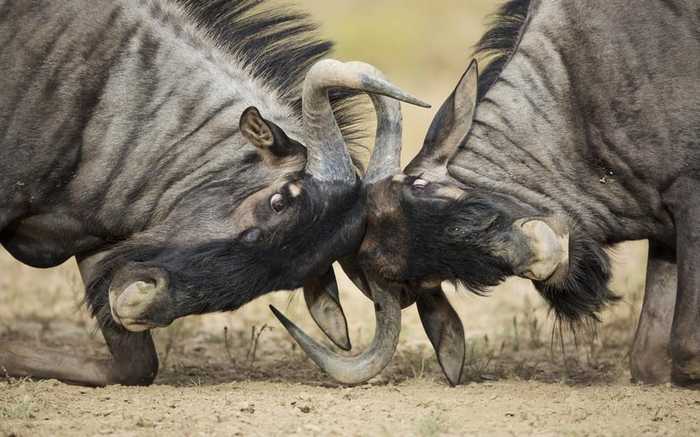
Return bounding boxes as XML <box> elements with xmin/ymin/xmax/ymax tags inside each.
<box><xmin>359</xmin><ymin>175</ymin><xmax>526</xmax><ymax>292</ymax></box>
<box><xmin>359</xmin><ymin>170</ymin><xmax>619</xmax><ymax>324</ymax></box>
<box><xmin>91</xmin><ymin>177</ymin><xmax>364</xmax><ymax>332</ymax></box>
<box><xmin>359</xmin><ymin>59</ymin><xmax>618</xmax><ymax>325</ymax></box>
<box><xmin>85</xmin><ymin>107</ymin><xmax>366</xmax><ymax>332</ymax></box>
<box><xmin>272</xmin><ymin>60</ymin><xmax>619</xmax><ymax>388</ymax></box>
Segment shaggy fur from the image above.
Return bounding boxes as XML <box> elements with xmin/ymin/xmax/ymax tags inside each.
<box><xmin>86</xmin><ymin>181</ymin><xmax>365</xmax><ymax>331</ymax></box>
<box><xmin>471</xmin><ymin>0</ymin><xmax>532</xmax><ymax>100</ymax></box>
<box><xmin>532</xmin><ymin>221</ymin><xmax>619</xmax><ymax>324</ymax></box>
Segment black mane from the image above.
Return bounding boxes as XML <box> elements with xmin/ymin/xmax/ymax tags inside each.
<box><xmin>174</xmin><ymin>0</ymin><xmax>367</xmax><ymax>169</ymax></box>
<box><xmin>471</xmin><ymin>0</ymin><xmax>532</xmax><ymax>100</ymax></box>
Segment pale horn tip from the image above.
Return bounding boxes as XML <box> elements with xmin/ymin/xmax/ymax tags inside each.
<box><xmin>411</xmin><ymin>98</ymin><xmax>432</xmax><ymax>109</ymax></box>
<box><xmin>270</xmin><ymin>304</ymin><xmax>294</xmax><ymax>331</ymax></box>
<box><xmin>388</xmin><ymin>91</ymin><xmax>431</xmax><ymax>109</ymax></box>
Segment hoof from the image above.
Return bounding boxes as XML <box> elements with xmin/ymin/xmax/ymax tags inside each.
<box><xmin>630</xmin><ymin>347</ymin><xmax>673</xmax><ymax>384</ymax></box>
<box><xmin>670</xmin><ymin>341</ymin><xmax>700</xmax><ymax>381</ymax></box>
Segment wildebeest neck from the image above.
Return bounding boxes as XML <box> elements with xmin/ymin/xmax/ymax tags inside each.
<box><xmin>73</xmin><ymin>7</ymin><xmax>308</xmax><ymax>237</ymax></box>
<box><xmin>447</xmin><ymin>0</ymin><xmax>689</xmax><ymax>245</ymax></box>
<box><xmin>0</xmin><ymin>0</ymin><xmax>314</xmax><ymax>259</ymax></box>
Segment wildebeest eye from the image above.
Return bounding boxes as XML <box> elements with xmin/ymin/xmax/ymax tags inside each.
<box><xmin>270</xmin><ymin>193</ymin><xmax>286</xmax><ymax>212</ymax></box>
<box><xmin>412</xmin><ymin>178</ymin><xmax>428</xmax><ymax>193</ymax></box>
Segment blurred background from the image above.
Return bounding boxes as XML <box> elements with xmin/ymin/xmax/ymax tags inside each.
<box><xmin>0</xmin><ymin>0</ymin><xmax>648</xmax><ymax>385</ymax></box>
<box><xmin>305</xmin><ymin>0</ymin><xmax>495</xmax><ymax>163</ymax></box>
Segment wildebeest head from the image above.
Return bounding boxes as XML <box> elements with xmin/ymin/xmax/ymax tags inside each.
<box><xmin>360</xmin><ymin>60</ymin><xmax>614</xmax><ymax>322</ymax></box>
<box><xmin>274</xmin><ymin>60</ymin><xmax>616</xmax><ymax>386</ymax></box>
<box><xmin>84</xmin><ymin>60</ymin><xmax>429</xmax><ymax>333</ymax></box>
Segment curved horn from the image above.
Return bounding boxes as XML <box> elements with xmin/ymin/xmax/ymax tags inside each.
<box><xmin>303</xmin><ymin>267</ymin><xmax>351</xmax><ymax>351</ymax></box>
<box><xmin>416</xmin><ymin>286</ymin><xmax>465</xmax><ymax>386</ymax></box>
<box><xmin>270</xmin><ymin>278</ymin><xmax>401</xmax><ymax>384</ymax></box>
<box><xmin>302</xmin><ymin>59</ymin><xmax>429</xmax><ymax>183</ymax></box>
<box><xmin>302</xmin><ymin>63</ymin><xmax>407</xmax><ymax>347</ymax></box>
<box><xmin>343</xmin><ymin>62</ymin><xmax>403</xmax><ymax>185</ymax></box>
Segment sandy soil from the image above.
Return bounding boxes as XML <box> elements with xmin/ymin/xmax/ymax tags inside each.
<box><xmin>2</xmin><ymin>242</ymin><xmax>700</xmax><ymax>437</ymax></box>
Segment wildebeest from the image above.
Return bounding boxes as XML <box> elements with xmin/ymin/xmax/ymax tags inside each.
<box><xmin>275</xmin><ymin>0</ymin><xmax>700</xmax><ymax>386</ymax></box>
<box><xmin>0</xmin><ymin>0</ymin><xmax>428</xmax><ymax>386</ymax></box>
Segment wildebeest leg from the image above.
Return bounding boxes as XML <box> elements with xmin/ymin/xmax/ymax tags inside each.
<box><xmin>99</xmin><ymin>322</ymin><xmax>159</xmax><ymax>386</ymax></box>
<box><xmin>665</xmin><ymin>178</ymin><xmax>700</xmax><ymax>381</ymax></box>
<box><xmin>0</xmin><ymin>320</ymin><xmax>158</xmax><ymax>386</ymax></box>
<box><xmin>630</xmin><ymin>243</ymin><xmax>676</xmax><ymax>384</ymax></box>
<box><xmin>1</xmin><ymin>250</ymin><xmax>157</xmax><ymax>386</ymax></box>
<box><xmin>0</xmin><ymin>341</ymin><xmax>113</xmax><ymax>385</ymax></box>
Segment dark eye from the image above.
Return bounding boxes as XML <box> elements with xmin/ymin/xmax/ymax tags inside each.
<box><xmin>270</xmin><ymin>193</ymin><xmax>286</xmax><ymax>212</ymax></box>
<box><xmin>412</xmin><ymin>178</ymin><xmax>428</xmax><ymax>193</ymax></box>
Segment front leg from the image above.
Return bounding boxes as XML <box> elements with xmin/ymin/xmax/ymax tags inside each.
<box><xmin>630</xmin><ymin>243</ymin><xmax>676</xmax><ymax>384</ymax></box>
<box><xmin>100</xmin><ymin>320</ymin><xmax>159</xmax><ymax>386</ymax></box>
<box><xmin>665</xmin><ymin>177</ymin><xmax>700</xmax><ymax>380</ymax></box>
<box><xmin>2</xmin><ymin>248</ymin><xmax>160</xmax><ymax>386</ymax></box>
<box><xmin>0</xmin><ymin>318</ymin><xmax>158</xmax><ymax>386</ymax></box>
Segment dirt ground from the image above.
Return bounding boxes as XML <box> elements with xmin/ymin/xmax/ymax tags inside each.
<box><xmin>2</xmin><ymin>0</ymin><xmax>700</xmax><ymax>436</ymax></box>
<box><xmin>2</xmin><ymin>241</ymin><xmax>700</xmax><ymax>437</ymax></box>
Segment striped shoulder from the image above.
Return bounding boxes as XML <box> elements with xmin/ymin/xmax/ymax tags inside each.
<box><xmin>173</xmin><ymin>0</ymin><xmax>368</xmax><ymax>170</ymax></box>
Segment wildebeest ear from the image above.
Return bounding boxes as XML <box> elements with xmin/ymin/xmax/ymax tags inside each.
<box><xmin>239</xmin><ymin>106</ymin><xmax>306</xmax><ymax>158</ymax></box>
<box><xmin>405</xmin><ymin>59</ymin><xmax>478</xmax><ymax>177</ymax></box>
<box><xmin>303</xmin><ymin>267</ymin><xmax>351</xmax><ymax>351</ymax></box>
<box><xmin>417</xmin><ymin>286</ymin><xmax>465</xmax><ymax>386</ymax></box>
<box><xmin>512</xmin><ymin>218</ymin><xmax>569</xmax><ymax>282</ymax></box>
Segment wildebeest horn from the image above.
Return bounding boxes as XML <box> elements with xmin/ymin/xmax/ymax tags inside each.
<box><xmin>270</xmin><ymin>277</ymin><xmax>401</xmax><ymax>384</ymax></box>
<box><xmin>301</xmin><ymin>63</ymin><xmax>409</xmax><ymax>349</ymax></box>
<box><xmin>416</xmin><ymin>286</ymin><xmax>465</xmax><ymax>386</ymax></box>
<box><xmin>344</xmin><ymin>62</ymin><xmax>404</xmax><ymax>185</ymax></box>
<box><xmin>341</xmin><ymin>255</ymin><xmax>466</xmax><ymax>385</ymax></box>
<box><xmin>303</xmin><ymin>267</ymin><xmax>351</xmax><ymax>351</ymax></box>
<box><xmin>302</xmin><ymin>59</ymin><xmax>429</xmax><ymax>183</ymax></box>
